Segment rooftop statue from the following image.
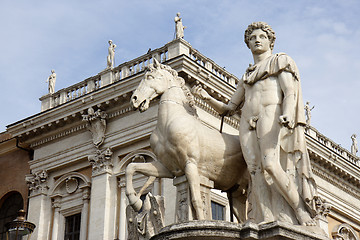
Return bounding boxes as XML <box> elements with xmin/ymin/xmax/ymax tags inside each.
<box><xmin>174</xmin><ymin>12</ymin><xmax>186</xmax><ymax>39</ymax></box>
<box><xmin>46</xmin><ymin>69</ymin><xmax>56</xmax><ymax>94</ymax></box>
<box><xmin>193</xmin><ymin>22</ymin><xmax>318</xmax><ymax>226</ymax></box>
<box><xmin>107</xmin><ymin>40</ymin><xmax>116</xmax><ymax>68</ymax></box>
<box><xmin>127</xmin><ymin>58</ymin><xmax>248</xmax><ymax>222</ymax></box>
<box><xmin>304</xmin><ymin>101</ymin><xmax>315</xmax><ymax>126</ymax></box>
<box><xmin>351</xmin><ymin>134</ymin><xmax>358</xmax><ymax>155</ymax></box>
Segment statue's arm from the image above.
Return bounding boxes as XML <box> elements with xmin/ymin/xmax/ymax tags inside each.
<box><xmin>192</xmin><ymin>83</ymin><xmax>244</xmax><ymax>116</ymax></box>
<box><xmin>278</xmin><ymin>71</ymin><xmax>296</xmax><ymax>128</ymax></box>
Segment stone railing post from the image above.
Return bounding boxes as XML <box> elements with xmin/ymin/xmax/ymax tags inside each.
<box><xmin>100</xmin><ymin>68</ymin><xmax>114</xmax><ymax>87</ymax></box>
<box><xmin>121</xmin><ymin>66</ymin><xmax>130</xmax><ymax>79</ymax></box>
<box><xmin>87</xmin><ymin>78</ymin><xmax>96</xmax><ymax>92</ymax></box>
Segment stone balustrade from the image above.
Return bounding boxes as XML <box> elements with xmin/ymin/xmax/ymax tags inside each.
<box><xmin>189</xmin><ymin>48</ymin><xmax>238</xmax><ymax>87</ymax></box>
<box><xmin>40</xmin><ymin>38</ymin><xmax>238</xmax><ymax>113</ymax></box>
<box><xmin>306</xmin><ymin>126</ymin><xmax>359</xmax><ymax>167</ymax></box>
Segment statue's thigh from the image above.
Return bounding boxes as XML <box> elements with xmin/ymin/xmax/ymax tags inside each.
<box><xmin>239</xmin><ymin>120</ymin><xmax>261</xmax><ymax>170</ymax></box>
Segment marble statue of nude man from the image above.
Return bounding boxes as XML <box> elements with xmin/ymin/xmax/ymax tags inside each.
<box><xmin>193</xmin><ymin>22</ymin><xmax>318</xmax><ymax>226</ymax></box>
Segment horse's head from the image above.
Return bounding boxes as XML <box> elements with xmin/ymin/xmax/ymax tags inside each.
<box><xmin>131</xmin><ymin>58</ymin><xmax>180</xmax><ymax>112</ymax></box>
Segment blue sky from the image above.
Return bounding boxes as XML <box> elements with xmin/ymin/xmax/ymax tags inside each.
<box><xmin>0</xmin><ymin>0</ymin><xmax>359</xmax><ymax>151</ymax></box>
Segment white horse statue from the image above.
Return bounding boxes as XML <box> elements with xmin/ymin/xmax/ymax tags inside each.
<box><xmin>126</xmin><ymin>58</ymin><xmax>248</xmax><ymax>222</ymax></box>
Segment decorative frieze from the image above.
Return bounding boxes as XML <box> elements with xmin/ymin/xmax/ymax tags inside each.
<box><xmin>25</xmin><ymin>170</ymin><xmax>49</xmax><ymax>196</ymax></box>
<box><xmin>312</xmin><ymin>163</ymin><xmax>360</xmax><ymax>199</ymax></box>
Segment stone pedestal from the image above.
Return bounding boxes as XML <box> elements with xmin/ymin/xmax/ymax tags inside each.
<box><xmin>150</xmin><ymin>221</ymin><xmax>330</xmax><ymax>240</ymax></box>
<box><xmin>100</xmin><ymin>68</ymin><xmax>114</xmax><ymax>86</ymax></box>
<box><xmin>40</xmin><ymin>94</ymin><xmax>54</xmax><ymax>112</ymax></box>
<box><xmin>173</xmin><ymin>175</ymin><xmax>214</xmax><ymax>222</ymax></box>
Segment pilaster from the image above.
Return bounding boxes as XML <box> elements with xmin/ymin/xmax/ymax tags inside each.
<box><xmin>26</xmin><ymin>170</ymin><xmax>51</xmax><ymax>240</ymax></box>
<box><xmin>88</xmin><ymin>148</ymin><xmax>116</xmax><ymax>240</ymax></box>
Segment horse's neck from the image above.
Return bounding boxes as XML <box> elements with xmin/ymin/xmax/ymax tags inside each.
<box><xmin>157</xmin><ymin>86</ymin><xmax>188</xmax><ymax>123</ymax></box>
<box><xmin>160</xmin><ymin>85</ymin><xmax>186</xmax><ymax>105</ymax></box>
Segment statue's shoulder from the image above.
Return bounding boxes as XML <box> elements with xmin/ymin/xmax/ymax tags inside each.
<box><xmin>270</xmin><ymin>53</ymin><xmax>299</xmax><ymax>80</ymax></box>
<box><xmin>273</xmin><ymin>52</ymin><xmax>295</xmax><ymax>63</ymax></box>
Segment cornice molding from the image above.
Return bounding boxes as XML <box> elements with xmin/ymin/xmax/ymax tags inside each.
<box><xmin>312</xmin><ymin>162</ymin><xmax>360</xmax><ymax>199</ymax></box>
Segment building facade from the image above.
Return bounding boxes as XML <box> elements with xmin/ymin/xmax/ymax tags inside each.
<box><xmin>0</xmin><ymin>133</ymin><xmax>32</xmax><ymax>239</ymax></box>
<box><xmin>1</xmin><ymin>38</ymin><xmax>360</xmax><ymax>239</ymax></box>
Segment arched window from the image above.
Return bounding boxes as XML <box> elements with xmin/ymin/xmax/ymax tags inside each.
<box><xmin>0</xmin><ymin>192</ymin><xmax>24</xmax><ymax>240</ymax></box>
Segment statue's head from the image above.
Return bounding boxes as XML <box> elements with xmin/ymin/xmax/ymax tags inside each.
<box><xmin>177</xmin><ymin>12</ymin><xmax>180</xmax><ymax>17</ymax></box>
<box><xmin>108</xmin><ymin>40</ymin><xmax>113</xmax><ymax>44</ymax></box>
<box><xmin>244</xmin><ymin>22</ymin><xmax>276</xmax><ymax>50</ymax></box>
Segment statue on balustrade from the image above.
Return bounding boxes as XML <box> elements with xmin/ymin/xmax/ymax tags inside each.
<box><xmin>193</xmin><ymin>21</ymin><xmax>318</xmax><ymax>226</ymax></box>
<box><xmin>304</xmin><ymin>101</ymin><xmax>315</xmax><ymax>126</ymax></box>
<box><xmin>351</xmin><ymin>134</ymin><xmax>358</xmax><ymax>155</ymax></box>
<box><xmin>174</xmin><ymin>12</ymin><xmax>186</xmax><ymax>39</ymax></box>
<box><xmin>46</xmin><ymin>69</ymin><xmax>56</xmax><ymax>94</ymax></box>
<box><xmin>107</xmin><ymin>40</ymin><xmax>116</xmax><ymax>68</ymax></box>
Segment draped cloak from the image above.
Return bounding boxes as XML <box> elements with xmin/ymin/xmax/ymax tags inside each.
<box><xmin>241</xmin><ymin>53</ymin><xmax>318</xmax><ymax>215</ymax></box>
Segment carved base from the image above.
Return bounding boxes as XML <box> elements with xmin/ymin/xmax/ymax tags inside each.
<box><xmin>173</xmin><ymin>175</ymin><xmax>214</xmax><ymax>222</ymax></box>
<box><xmin>150</xmin><ymin>221</ymin><xmax>329</xmax><ymax>240</ymax></box>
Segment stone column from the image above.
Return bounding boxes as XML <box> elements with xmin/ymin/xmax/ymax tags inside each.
<box><xmin>88</xmin><ymin>149</ymin><xmax>116</xmax><ymax>240</ymax></box>
<box><xmin>51</xmin><ymin>196</ymin><xmax>62</xmax><ymax>240</ymax></box>
<box><xmin>80</xmin><ymin>188</ymin><xmax>90</xmax><ymax>240</ymax></box>
<box><xmin>118</xmin><ymin>179</ymin><xmax>127</xmax><ymax>240</ymax></box>
<box><xmin>173</xmin><ymin>175</ymin><xmax>214</xmax><ymax>222</ymax></box>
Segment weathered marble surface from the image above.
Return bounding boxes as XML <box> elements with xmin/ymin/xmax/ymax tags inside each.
<box><xmin>193</xmin><ymin>21</ymin><xmax>319</xmax><ymax>227</ymax></box>
<box><xmin>126</xmin><ymin>58</ymin><xmax>248</xmax><ymax>223</ymax></box>
<box><xmin>150</xmin><ymin>221</ymin><xmax>329</xmax><ymax>240</ymax></box>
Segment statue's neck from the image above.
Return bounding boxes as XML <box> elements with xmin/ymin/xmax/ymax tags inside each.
<box><xmin>252</xmin><ymin>50</ymin><xmax>272</xmax><ymax>64</ymax></box>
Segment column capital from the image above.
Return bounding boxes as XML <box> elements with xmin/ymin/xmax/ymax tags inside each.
<box><xmin>25</xmin><ymin>169</ymin><xmax>49</xmax><ymax>196</ymax></box>
<box><xmin>88</xmin><ymin>147</ymin><xmax>113</xmax><ymax>176</ymax></box>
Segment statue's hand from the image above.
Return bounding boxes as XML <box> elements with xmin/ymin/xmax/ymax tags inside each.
<box><xmin>191</xmin><ymin>85</ymin><xmax>211</xmax><ymax>100</ymax></box>
<box><xmin>221</xmin><ymin>104</ymin><xmax>236</xmax><ymax>117</ymax></box>
<box><xmin>279</xmin><ymin>115</ymin><xmax>295</xmax><ymax>129</ymax></box>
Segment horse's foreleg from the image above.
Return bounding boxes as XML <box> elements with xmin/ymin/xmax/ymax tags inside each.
<box><xmin>125</xmin><ymin>161</ymin><xmax>173</xmax><ymax>212</ymax></box>
<box><xmin>185</xmin><ymin>161</ymin><xmax>205</xmax><ymax>220</ymax></box>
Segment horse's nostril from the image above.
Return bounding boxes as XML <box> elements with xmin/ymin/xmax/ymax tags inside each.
<box><xmin>133</xmin><ymin>96</ymin><xmax>137</xmax><ymax>101</ymax></box>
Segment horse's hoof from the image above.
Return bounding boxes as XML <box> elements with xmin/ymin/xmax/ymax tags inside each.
<box><xmin>132</xmin><ymin>198</ymin><xmax>143</xmax><ymax>212</ymax></box>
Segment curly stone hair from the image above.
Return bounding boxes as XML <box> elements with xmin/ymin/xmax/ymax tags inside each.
<box><xmin>244</xmin><ymin>22</ymin><xmax>276</xmax><ymax>50</ymax></box>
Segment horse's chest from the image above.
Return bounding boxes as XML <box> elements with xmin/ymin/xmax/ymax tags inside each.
<box><xmin>150</xmin><ymin>128</ymin><xmax>186</xmax><ymax>174</ymax></box>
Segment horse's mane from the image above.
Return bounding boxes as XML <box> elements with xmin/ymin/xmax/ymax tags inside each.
<box><xmin>148</xmin><ymin>63</ymin><xmax>199</xmax><ymax>118</ymax></box>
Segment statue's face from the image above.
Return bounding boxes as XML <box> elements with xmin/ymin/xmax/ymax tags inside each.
<box><xmin>248</xmin><ymin>29</ymin><xmax>271</xmax><ymax>54</ymax></box>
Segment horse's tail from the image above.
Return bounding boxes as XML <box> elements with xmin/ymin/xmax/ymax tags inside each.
<box><xmin>138</xmin><ymin>176</ymin><xmax>157</xmax><ymax>196</ymax></box>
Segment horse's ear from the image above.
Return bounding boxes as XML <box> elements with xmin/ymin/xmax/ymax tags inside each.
<box><xmin>153</xmin><ymin>58</ymin><xmax>160</xmax><ymax>68</ymax></box>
